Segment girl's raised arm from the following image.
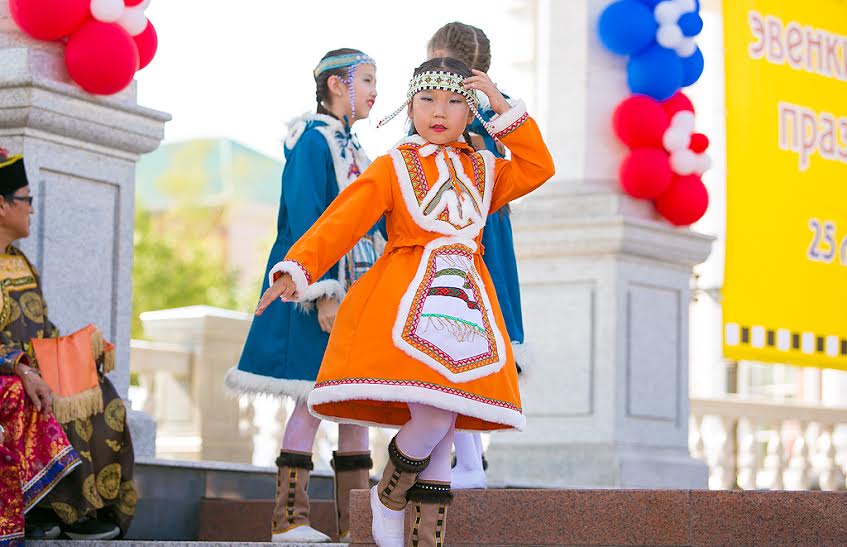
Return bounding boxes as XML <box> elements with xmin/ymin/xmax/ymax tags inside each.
<box><xmin>487</xmin><ymin>101</ymin><xmax>556</xmax><ymax>213</ymax></box>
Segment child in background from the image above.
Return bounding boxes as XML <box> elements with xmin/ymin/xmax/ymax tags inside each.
<box><xmin>428</xmin><ymin>21</ymin><xmax>531</xmax><ymax>490</ymax></box>
<box><xmin>226</xmin><ymin>48</ymin><xmax>379</xmax><ymax>543</ymax></box>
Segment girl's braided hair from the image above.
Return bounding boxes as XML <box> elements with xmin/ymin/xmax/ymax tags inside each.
<box><xmin>427</xmin><ymin>22</ymin><xmax>491</xmax><ymax>73</ymax></box>
<box><xmin>314</xmin><ymin>48</ymin><xmax>365</xmax><ymax>118</ymax></box>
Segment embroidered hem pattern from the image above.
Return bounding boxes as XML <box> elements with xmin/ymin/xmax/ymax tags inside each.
<box><xmin>314</xmin><ymin>378</ymin><xmax>521</xmax><ymax>413</ymax></box>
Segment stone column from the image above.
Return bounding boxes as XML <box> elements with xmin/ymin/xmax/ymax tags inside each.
<box><xmin>0</xmin><ymin>7</ymin><xmax>169</xmax><ymax>454</ymax></box>
<box><xmin>485</xmin><ymin>0</ymin><xmax>712</xmax><ymax>488</ymax></box>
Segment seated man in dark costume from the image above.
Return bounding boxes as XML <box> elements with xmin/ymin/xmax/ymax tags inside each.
<box><xmin>0</xmin><ymin>151</ymin><xmax>137</xmax><ymax>540</ymax></box>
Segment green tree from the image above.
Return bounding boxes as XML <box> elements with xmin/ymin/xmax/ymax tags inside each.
<box><xmin>131</xmin><ymin>206</ymin><xmax>238</xmax><ymax>338</ymax></box>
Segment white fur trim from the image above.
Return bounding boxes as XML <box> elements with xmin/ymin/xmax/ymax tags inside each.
<box><xmin>391</xmin><ymin>237</ymin><xmax>508</xmax><ymax>383</ymax></box>
<box><xmin>268</xmin><ymin>260</ymin><xmax>310</xmax><ymax>300</ymax></box>
<box><xmin>511</xmin><ymin>342</ymin><xmax>532</xmax><ymax>379</ymax></box>
<box><xmin>308</xmin><ymin>381</ymin><xmax>525</xmax><ymax>431</ymax></box>
<box><xmin>296</xmin><ymin>279</ymin><xmax>346</xmax><ymax>312</ymax></box>
<box><xmin>487</xmin><ymin>99</ymin><xmax>528</xmax><ymax>136</ymax></box>
<box><xmin>224</xmin><ymin>367</ymin><xmax>314</xmax><ymax>402</ymax></box>
<box><xmin>284</xmin><ymin>112</ymin><xmax>344</xmax><ymax>150</ymax></box>
<box><xmin>389</xmin><ymin>146</ymin><xmax>495</xmax><ymax>239</ymax></box>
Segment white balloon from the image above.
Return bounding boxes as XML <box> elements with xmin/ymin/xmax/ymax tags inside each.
<box><xmin>663</xmin><ymin>128</ymin><xmax>690</xmax><ymax>152</ymax></box>
<box><xmin>657</xmin><ymin>24</ymin><xmax>684</xmax><ymax>49</ymax></box>
<box><xmin>671</xmin><ymin>150</ymin><xmax>698</xmax><ymax>175</ymax></box>
<box><xmin>90</xmin><ymin>0</ymin><xmax>124</xmax><ymax>23</ymax></box>
<box><xmin>675</xmin><ymin>0</ymin><xmax>697</xmax><ymax>13</ymax></box>
<box><xmin>654</xmin><ymin>1</ymin><xmax>683</xmax><ymax>25</ymax></box>
<box><xmin>118</xmin><ymin>6</ymin><xmax>148</xmax><ymax>36</ymax></box>
<box><xmin>672</xmin><ymin>110</ymin><xmax>696</xmax><ymax>132</ymax></box>
<box><xmin>676</xmin><ymin>38</ymin><xmax>698</xmax><ymax>58</ymax></box>
<box><xmin>695</xmin><ymin>153</ymin><xmax>712</xmax><ymax>174</ymax></box>
<box><xmin>139</xmin><ymin>0</ymin><xmax>151</xmax><ymax>9</ymax></box>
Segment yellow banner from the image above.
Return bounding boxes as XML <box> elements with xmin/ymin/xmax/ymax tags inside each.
<box><xmin>722</xmin><ymin>0</ymin><xmax>847</xmax><ymax>369</ymax></box>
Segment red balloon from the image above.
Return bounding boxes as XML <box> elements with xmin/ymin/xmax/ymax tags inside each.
<box><xmin>689</xmin><ymin>133</ymin><xmax>709</xmax><ymax>153</ymax></box>
<box><xmin>662</xmin><ymin>91</ymin><xmax>695</xmax><ymax>118</ymax></box>
<box><xmin>619</xmin><ymin>149</ymin><xmax>673</xmax><ymax>200</ymax></box>
<box><xmin>613</xmin><ymin>95</ymin><xmax>670</xmax><ymax>149</ymax></box>
<box><xmin>124</xmin><ymin>0</ymin><xmax>145</xmax><ymax>5</ymax></box>
<box><xmin>66</xmin><ymin>21</ymin><xmax>139</xmax><ymax>95</ymax></box>
<box><xmin>133</xmin><ymin>19</ymin><xmax>157</xmax><ymax>69</ymax></box>
<box><xmin>9</xmin><ymin>0</ymin><xmax>90</xmax><ymax>41</ymax></box>
<box><xmin>654</xmin><ymin>174</ymin><xmax>709</xmax><ymax>226</ymax></box>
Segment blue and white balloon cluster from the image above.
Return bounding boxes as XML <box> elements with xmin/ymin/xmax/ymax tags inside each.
<box><xmin>598</xmin><ymin>0</ymin><xmax>705</xmax><ymax>100</ymax></box>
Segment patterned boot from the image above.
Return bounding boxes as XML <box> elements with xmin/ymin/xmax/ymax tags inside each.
<box><xmin>271</xmin><ymin>450</ymin><xmax>331</xmax><ymax>543</ymax></box>
<box><xmin>331</xmin><ymin>450</ymin><xmax>372</xmax><ymax>542</ymax></box>
<box><xmin>407</xmin><ymin>481</ymin><xmax>453</xmax><ymax>547</ymax></box>
<box><xmin>370</xmin><ymin>436</ymin><xmax>430</xmax><ymax>547</ymax></box>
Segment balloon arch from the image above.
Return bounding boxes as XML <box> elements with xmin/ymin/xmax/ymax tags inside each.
<box><xmin>9</xmin><ymin>0</ymin><xmax>158</xmax><ymax>96</ymax></box>
<box><xmin>598</xmin><ymin>0</ymin><xmax>710</xmax><ymax>226</ymax></box>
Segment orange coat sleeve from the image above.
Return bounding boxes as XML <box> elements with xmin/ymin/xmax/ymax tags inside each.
<box><xmin>269</xmin><ymin>155</ymin><xmax>394</xmax><ymax>298</ymax></box>
<box><xmin>487</xmin><ymin>100</ymin><xmax>556</xmax><ymax>213</ymax></box>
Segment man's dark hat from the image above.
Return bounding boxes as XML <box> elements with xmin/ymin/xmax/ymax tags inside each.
<box><xmin>0</xmin><ymin>154</ymin><xmax>29</xmax><ymax>195</ymax></box>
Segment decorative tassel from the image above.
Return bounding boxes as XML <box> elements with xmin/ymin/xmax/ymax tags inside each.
<box><xmin>89</xmin><ymin>327</ymin><xmax>104</xmax><ymax>361</ymax></box>
<box><xmin>52</xmin><ymin>385</ymin><xmax>104</xmax><ymax>425</ymax></box>
<box><xmin>102</xmin><ymin>344</ymin><xmax>115</xmax><ymax>374</ymax></box>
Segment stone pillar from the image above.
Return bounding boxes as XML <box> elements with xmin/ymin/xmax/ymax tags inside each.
<box><xmin>0</xmin><ymin>7</ymin><xmax>169</xmax><ymax>452</ymax></box>
<box><xmin>485</xmin><ymin>0</ymin><xmax>711</xmax><ymax>488</ymax></box>
<box><xmin>139</xmin><ymin>306</ymin><xmax>255</xmax><ymax>463</ymax></box>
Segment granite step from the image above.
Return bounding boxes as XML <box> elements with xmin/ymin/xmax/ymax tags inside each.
<box><xmin>197</xmin><ymin>498</ymin><xmax>339</xmax><ymax>542</ymax></box>
<box><xmin>29</xmin><ymin>542</ymin><xmax>345</xmax><ymax>547</ymax></box>
<box><xmin>349</xmin><ymin>488</ymin><xmax>847</xmax><ymax>546</ymax></box>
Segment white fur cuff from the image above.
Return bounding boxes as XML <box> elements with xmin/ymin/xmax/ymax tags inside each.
<box><xmin>488</xmin><ymin>99</ymin><xmax>529</xmax><ymax>139</ymax></box>
<box><xmin>268</xmin><ymin>259</ymin><xmax>311</xmax><ymax>300</ymax></box>
<box><xmin>297</xmin><ymin>279</ymin><xmax>346</xmax><ymax>312</ymax></box>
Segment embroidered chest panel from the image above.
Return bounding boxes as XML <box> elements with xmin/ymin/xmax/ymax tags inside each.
<box><xmin>394</xmin><ymin>242</ymin><xmax>505</xmax><ymax>382</ymax></box>
<box><xmin>395</xmin><ymin>145</ymin><xmax>491</xmax><ymax>236</ymax></box>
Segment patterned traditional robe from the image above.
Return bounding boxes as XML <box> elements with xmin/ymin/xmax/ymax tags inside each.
<box><xmin>271</xmin><ymin>101</ymin><xmax>554</xmax><ymax>431</ymax></box>
<box><xmin>0</xmin><ymin>247</ymin><xmax>136</xmax><ymax>535</ymax></box>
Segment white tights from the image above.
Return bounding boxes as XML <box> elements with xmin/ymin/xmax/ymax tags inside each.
<box><xmin>395</xmin><ymin>403</ymin><xmax>457</xmax><ymax>482</ymax></box>
<box><xmin>280</xmin><ymin>400</ymin><xmax>369</xmax><ymax>453</ymax></box>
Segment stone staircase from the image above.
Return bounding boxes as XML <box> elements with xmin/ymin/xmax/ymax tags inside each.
<box><xmin>345</xmin><ymin>488</ymin><xmax>847</xmax><ymax>546</ymax></box>
<box><xmin>78</xmin><ymin>459</ymin><xmax>847</xmax><ymax>545</ymax></box>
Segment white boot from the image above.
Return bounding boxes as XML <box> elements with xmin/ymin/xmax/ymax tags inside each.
<box><xmin>272</xmin><ymin>524</ymin><xmax>332</xmax><ymax>543</ymax></box>
<box><xmin>370</xmin><ymin>485</ymin><xmax>404</xmax><ymax>547</ymax></box>
<box><xmin>452</xmin><ymin>432</ymin><xmax>487</xmax><ymax>490</ymax></box>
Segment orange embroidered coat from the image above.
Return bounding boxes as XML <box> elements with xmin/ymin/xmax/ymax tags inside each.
<box><xmin>270</xmin><ymin>101</ymin><xmax>554</xmax><ymax>431</ymax></box>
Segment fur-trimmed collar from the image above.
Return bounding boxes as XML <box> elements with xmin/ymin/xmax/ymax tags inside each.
<box><xmin>284</xmin><ymin>112</ymin><xmax>349</xmax><ymax>150</ymax></box>
<box><xmin>393</xmin><ymin>134</ymin><xmax>471</xmax><ymax>157</ymax></box>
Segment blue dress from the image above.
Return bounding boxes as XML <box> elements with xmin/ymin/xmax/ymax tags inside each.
<box><xmin>225</xmin><ymin>113</ymin><xmax>376</xmax><ymax>401</ymax></box>
<box><xmin>470</xmin><ymin>102</ymin><xmax>528</xmax><ymax>369</ymax></box>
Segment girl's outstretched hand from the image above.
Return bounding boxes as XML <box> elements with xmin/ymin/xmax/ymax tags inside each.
<box><xmin>463</xmin><ymin>70</ymin><xmax>510</xmax><ymax>115</ymax></box>
<box><xmin>256</xmin><ymin>272</ymin><xmax>297</xmax><ymax>315</ymax></box>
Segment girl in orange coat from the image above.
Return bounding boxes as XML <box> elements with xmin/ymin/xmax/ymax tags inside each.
<box><xmin>256</xmin><ymin>57</ymin><xmax>554</xmax><ymax>547</ymax></box>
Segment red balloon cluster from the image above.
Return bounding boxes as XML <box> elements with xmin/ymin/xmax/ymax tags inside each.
<box><xmin>9</xmin><ymin>0</ymin><xmax>159</xmax><ymax>95</ymax></box>
<box><xmin>612</xmin><ymin>91</ymin><xmax>710</xmax><ymax>226</ymax></box>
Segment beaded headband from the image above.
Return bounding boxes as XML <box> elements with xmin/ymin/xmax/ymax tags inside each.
<box><xmin>376</xmin><ymin>70</ymin><xmax>495</xmax><ymax>136</ymax></box>
<box><xmin>313</xmin><ymin>53</ymin><xmax>375</xmax><ymax>78</ymax></box>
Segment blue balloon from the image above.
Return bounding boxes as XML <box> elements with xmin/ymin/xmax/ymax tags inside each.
<box><xmin>678</xmin><ymin>12</ymin><xmax>704</xmax><ymax>36</ymax></box>
<box><xmin>681</xmin><ymin>46</ymin><xmax>705</xmax><ymax>86</ymax></box>
<box><xmin>598</xmin><ymin>0</ymin><xmax>658</xmax><ymax>56</ymax></box>
<box><xmin>627</xmin><ymin>44</ymin><xmax>684</xmax><ymax>101</ymax></box>
<box><xmin>634</xmin><ymin>0</ymin><xmax>663</xmax><ymax>7</ymax></box>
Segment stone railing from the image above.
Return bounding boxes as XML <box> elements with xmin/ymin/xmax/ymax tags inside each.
<box><xmin>130</xmin><ymin>305</ymin><xmax>392</xmax><ymax>469</ymax></box>
<box><xmin>690</xmin><ymin>395</ymin><xmax>847</xmax><ymax>491</ymax></box>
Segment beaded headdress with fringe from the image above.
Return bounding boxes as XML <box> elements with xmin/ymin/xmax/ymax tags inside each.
<box><xmin>376</xmin><ymin>70</ymin><xmax>495</xmax><ymax>137</ymax></box>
